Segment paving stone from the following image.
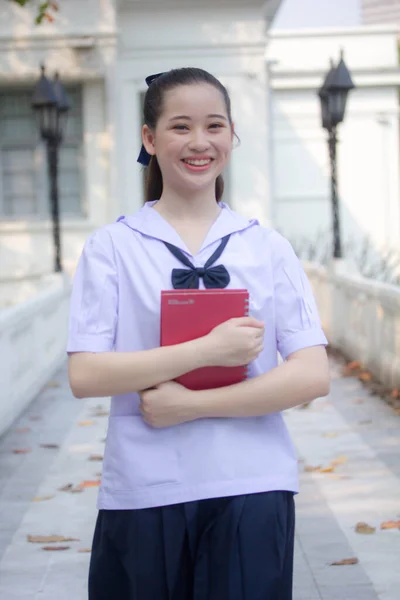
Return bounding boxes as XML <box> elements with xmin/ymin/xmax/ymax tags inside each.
<box><xmin>0</xmin><ymin>359</ymin><xmax>397</xmax><ymax>598</ymax></box>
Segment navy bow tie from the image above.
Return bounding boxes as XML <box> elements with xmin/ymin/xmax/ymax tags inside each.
<box><xmin>164</xmin><ymin>235</ymin><xmax>231</xmax><ymax>289</ymax></box>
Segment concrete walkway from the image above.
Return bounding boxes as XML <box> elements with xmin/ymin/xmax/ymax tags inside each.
<box><xmin>0</xmin><ymin>359</ymin><xmax>399</xmax><ymax>599</ymax></box>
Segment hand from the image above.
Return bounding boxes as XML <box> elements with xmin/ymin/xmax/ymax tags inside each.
<box><xmin>139</xmin><ymin>381</ymin><xmax>197</xmax><ymax>428</ymax></box>
<box><xmin>203</xmin><ymin>317</ymin><xmax>264</xmax><ymax>367</ymax></box>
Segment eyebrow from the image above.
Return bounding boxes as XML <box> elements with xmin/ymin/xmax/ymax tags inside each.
<box><xmin>169</xmin><ymin>114</ymin><xmax>228</xmax><ymax>122</ymax></box>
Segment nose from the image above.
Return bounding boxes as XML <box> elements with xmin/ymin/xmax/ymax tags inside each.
<box><xmin>188</xmin><ymin>127</ymin><xmax>210</xmax><ymax>151</ymax></box>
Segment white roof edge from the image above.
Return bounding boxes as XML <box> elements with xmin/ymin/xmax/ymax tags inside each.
<box><xmin>269</xmin><ymin>24</ymin><xmax>400</xmax><ymax>39</ymax></box>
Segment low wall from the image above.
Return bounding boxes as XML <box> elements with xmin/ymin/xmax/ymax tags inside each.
<box><xmin>0</xmin><ymin>274</ymin><xmax>71</xmax><ymax>438</ymax></box>
<box><xmin>305</xmin><ymin>261</ymin><xmax>400</xmax><ymax>389</ymax></box>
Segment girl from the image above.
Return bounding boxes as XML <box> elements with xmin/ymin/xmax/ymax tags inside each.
<box><xmin>67</xmin><ymin>67</ymin><xmax>330</xmax><ymax>600</ymax></box>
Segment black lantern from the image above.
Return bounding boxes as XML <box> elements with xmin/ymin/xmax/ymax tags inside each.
<box><xmin>318</xmin><ymin>52</ymin><xmax>355</xmax><ymax>259</ymax></box>
<box><xmin>32</xmin><ymin>65</ymin><xmax>70</xmax><ymax>272</ymax></box>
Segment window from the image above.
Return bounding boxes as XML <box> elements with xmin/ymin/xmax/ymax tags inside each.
<box><xmin>0</xmin><ymin>86</ymin><xmax>84</xmax><ymax>219</ymax></box>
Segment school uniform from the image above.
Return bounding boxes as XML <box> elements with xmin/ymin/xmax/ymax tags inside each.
<box><xmin>67</xmin><ymin>201</ymin><xmax>327</xmax><ymax>599</ymax></box>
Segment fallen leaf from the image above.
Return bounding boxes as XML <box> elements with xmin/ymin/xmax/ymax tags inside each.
<box><xmin>355</xmin><ymin>522</ymin><xmax>376</xmax><ymax>534</ymax></box>
<box><xmin>78</xmin><ymin>420</ymin><xmax>95</xmax><ymax>427</ymax></box>
<box><xmin>79</xmin><ymin>480</ymin><xmax>101</xmax><ymax>488</ymax></box>
<box><xmin>319</xmin><ymin>465</ymin><xmax>336</xmax><ymax>473</ymax></box>
<box><xmin>92</xmin><ymin>410</ymin><xmax>109</xmax><ymax>417</ymax></box>
<box><xmin>95</xmin><ymin>472</ymin><xmax>102</xmax><ymax>477</ymax></box>
<box><xmin>88</xmin><ymin>455</ymin><xmax>103</xmax><ymax>462</ymax></box>
<box><xmin>71</xmin><ymin>487</ymin><xmax>84</xmax><ymax>494</ymax></box>
<box><xmin>15</xmin><ymin>427</ymin><xmax>30</xmax><ymax>433</ymax></box>
<box><xmin>58</xmin><ymin>484</ymin><xmax>73</xmax><ymax>492</ymax></box>
<box><xmin>393</xmin><ymin>408</ymin><xmax>400</xmax><ymax>416</ymax></box>
<box><xmin>380</xmin><ymin>520</ymin><xmax>400</xmax><ymax>530</ymax></box>
<box><xmin>40</xmin><ymin>443</ymin><xmax>59</xmax><ymax>449</ymax></box>
<box><xmin>331</xmin><ymin>557</ymin><xmax>359</xmax><ymax>566</ymax></box>
<box><xmin>12</xmin><ymin>448</ymin><xmax>31</xmax><ymax>454</ymax></box>
<box><xmin>390</xmin><ymin>389</ymin><xmax>400</xmax><ymax>399</ymax></box>
<box><xmin>298</xmin><ymin>402</ymin><xmax>312</xmax><ymax>410</ymax></box>
<box><xmin>304</xmin><ymin>465</ymin><xmax>322</xmax><ymax>472</ymax></box>
<box><xmin>323</xmin><ymin>432</ymin><xmax>338</xmax><ymax>438</ymax></box>
<box><xmin>42</xmin><ymin>545</ymin><xmax>70</xmax><ymax>551</ymax></box>
<box><xmin>28</xmin><ymin>535</ymin><xmax>80</xmax><ymax>544</ymax></box>
<box><xmin>78</xmin><ymin>548</ymin><xmax>92</xmax><ymax>553</ymax></box>
<box><xmin>331</xmin><ymin>456</ymin><xmax>347</xmax><ymax>466</ymax></box>
<box><xmin>32</xmin><ymin>495</ymin><xmax>55</xmax><ymax>502</ymax></box>
<box><xmin>347</xmin><ymin>360</ymin><xmax>361</xmax><ymax>370</ymax></box>
<box><xmin>358</xmin><ymin>371</ymin><xmax>372</xmax><ymax>382</ymax></box>
<box><xmin>46</xmin><ymin>381</ymin><xmax>60</xmax><ymax>388</ymax></box>
<box><xmin>358</xmin><ymin>420</ymin><xmax>372</xmax><ymax>425</ymax></box>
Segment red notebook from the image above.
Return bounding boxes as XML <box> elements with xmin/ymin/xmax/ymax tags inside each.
<box><xmin>160</xmin><ymin>289</ymin><xmax>250</xmax><ymax>390</ymax></box>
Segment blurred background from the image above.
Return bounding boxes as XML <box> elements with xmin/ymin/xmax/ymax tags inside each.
<box><xmin>0</xmin><ymin>2</ymin><xmax>400</xmax><ymax>598</ymax></box>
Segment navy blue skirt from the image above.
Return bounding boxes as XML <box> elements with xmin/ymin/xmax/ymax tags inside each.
<box><xmin>88</xmin><ymin>491</ymin><xmax>295</xmax><ymax>600</ymax></box>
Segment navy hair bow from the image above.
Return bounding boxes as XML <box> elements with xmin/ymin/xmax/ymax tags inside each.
<box><xmin>137</xmin><ymin>73</ymin><xmax>165</xmax><ymax>167</ymax></box>
<box><xmin>164</xmin><ymin>235</ymin><xmax>231</xmax><ymax>289</ymax></box>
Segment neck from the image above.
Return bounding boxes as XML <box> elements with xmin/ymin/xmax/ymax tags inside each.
<box><xmin>155</xmin><ymin>184</ymin><xmax>221</xmax><ymax>222</ymax></box>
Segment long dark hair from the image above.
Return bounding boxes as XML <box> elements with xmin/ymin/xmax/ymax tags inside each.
<box><xmin>142</xmin><ymin>68</ymin><xmax>233</xmax><ymax>203</ymax></box>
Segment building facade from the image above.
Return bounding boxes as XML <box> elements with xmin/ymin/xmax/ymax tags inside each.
<box><xmin>0</xmin><ymin>0</ymin><xmax>281</xmax><ymax>282</ymax></box>
<box><xmin>362</xmin><ymin>0</ymin><xmax>400</xmax><ymax>26</ymax></box>
<box><xmin>266</xmin><ymin>25</ymin><xmax>400</xmax><ymax>260</ymax></box>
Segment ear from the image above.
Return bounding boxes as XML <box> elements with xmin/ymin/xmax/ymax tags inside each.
<box><xmin>142</xmin><ymin>124</ymin><xmax>156</xmax><ymax>158</ymax></box>
<box><xmin>230</xmin><ymin>121</ymin><xmax>235</xmax><ymax>140</ymax></box>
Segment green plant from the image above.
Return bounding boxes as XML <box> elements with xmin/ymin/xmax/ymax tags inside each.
<box><xmin>10</xmin><ymin>1</ymin><xmax>59</xmax><ymax>24</ymax></box>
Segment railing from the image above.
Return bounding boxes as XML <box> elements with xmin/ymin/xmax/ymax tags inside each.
<box><xmin>0</xmin><ymin>274</ymin><xmax>71</xmax><ymax>437</ymax></box>
<box><xmin>305</xmin><ymin>261</ymin><xmax>400</xmax><ymax>389</ymax></box>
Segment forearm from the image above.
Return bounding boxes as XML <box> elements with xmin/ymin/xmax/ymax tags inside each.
<box><xmin>194</xmin><ymin>348</ymin><xmax>330</xmax><ymax>419</ymax></box>
<box><xmin>68</xmin><ymin>338</ymin><xmax>210</xmax><ymax>398</ymax></box>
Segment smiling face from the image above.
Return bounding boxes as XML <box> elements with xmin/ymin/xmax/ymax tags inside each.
<box><xmin>142</xmin><ymin>83</ymin><xmax>234</xmax><ymax>197</ymax></box>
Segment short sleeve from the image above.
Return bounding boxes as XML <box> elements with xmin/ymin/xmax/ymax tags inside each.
<box><xmin>270</xmin><ymin>231</ymin><xmax>328</xmax><ymax>360</ymax></box>
<box><xmin>66</xmin><ymin>229</ymin><xmax>118</xmax><ymax>353</ymax></box>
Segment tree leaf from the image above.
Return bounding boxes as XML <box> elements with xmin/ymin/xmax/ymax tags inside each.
<box><xmin>358</xmin><ymin>371</ymin><xmax>372</xmax><ymax>382</ymax></box>
<box><xmin>28</xmin><ymin>535</ymin><xmax>80</xmax><ymax>543</ymax></box>
<box><xmin>355</xmin><ymin>522</ymin><xmax>376</xmax><ymax>534</ymax></box>
<box><xmin>32</xmin><ymin>495</ymin><xmax>55</xmax><ymax>502</ymax></box>
<box><xmin>380</xmin><ymin>520</ymin><xmax>400</xmax><ymax>530</ymax></box>
<box><xmin>92</xmin><ymin>410</ymin><xmax>109</xmax><ymax>417</ymax></box>
<box><xmin>331</xmin><ymin>557</ymin><xmax>359</xmax><ymax>566</ymax></box>
<box><xmin>46</xmin><ymin>381</ymin><xmax>60</xmax><ymax>388</ymax></box>
<box><xmin>319</xmin><ymin>465</ymin><xmax>336</xmax><ymax>473</ymax></box>
<box><xmin>79</xmin><ymin>480</ymin><xmax>101</xmax><ymax>488</ymax></box>
<box><xmin>58</xmin><ymin>484</ymin><xmax>73</xmax><ymax>492</ymax></box>
<box><xmin>88</xmin><ymin>455</ymin><xmax>103</xmax><ymax>461</ymax></box>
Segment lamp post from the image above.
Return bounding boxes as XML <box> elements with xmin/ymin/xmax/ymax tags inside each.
<box><xmin>318</xmin><ymin>52</ymin><xmax>355</xmax><ymax>259</ymax></box>
<box><xmin>32</xmin><ymin>65</ymin><xmax>70</xmax><ymax>273</ymax></box>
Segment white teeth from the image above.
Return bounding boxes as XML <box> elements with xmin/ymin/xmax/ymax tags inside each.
<box><xmin>184</xmin><ymin>159</ymin><xmax>212</xmax><ymax>166</ymax></box>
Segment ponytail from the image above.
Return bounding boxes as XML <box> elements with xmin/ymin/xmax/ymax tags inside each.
<box><xmin>144</xmin><ymin>158</ymin><xmax>225</xmax><ymax>203</ymax></box>
<box><xmin>144</xmin><ymin>156</ymin><xmax>163</xmax><ymax>203</ymax></box>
